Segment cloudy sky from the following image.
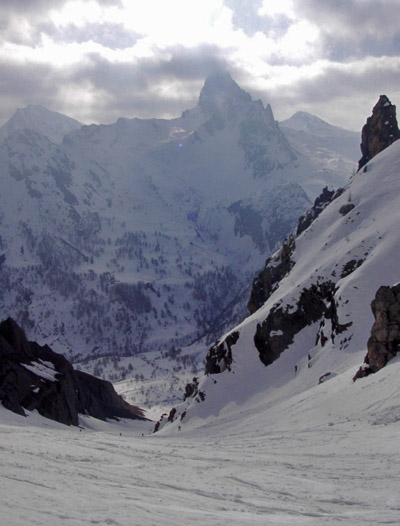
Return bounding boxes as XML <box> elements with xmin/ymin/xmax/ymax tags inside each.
<box><xmin>1</xmin><ymin>0</ymin><xmax>399</xmax><ymax>131</ymax></box>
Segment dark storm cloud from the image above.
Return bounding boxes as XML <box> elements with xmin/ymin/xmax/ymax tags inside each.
<box><xmin>70</xmin><ymin>44</ymin><xmax>239</xmax><ymax>120</ymax></box>
<box><xmin>72</xmin><ymin>44</ymin><xmax>232</xmax><ymax>90</ymax></box>
<box><xmin>281</xmin><ymin>62</ymin><xmax>400</xmax><ymax>105</ymax></box>
<box><xmin>0</xmin><ymin>0</ymin><xmax>121</xmax><ymax>11</ymax></box>
<box><xmin>43</xmin><ymin>22</ymin><xmax>141</xmax><ymax>50</ymax></box>
<box><xmin>0</xmin><ymin>43</ymin><xmax>239</xmax><ymax>126</ymax></box>
<box><xmin>295</xmin><ymin>0</ymin><xmax>400</xmax><ymax>60</ymax></box>
<box><xmin>0</xmin><ymin>0</ymin><xmax>124</xmax><ymax>46</ymax></box>
<box><xmin>0</xmin><ymin>59</ymin><xmax>68</xmax><ymax>124</ymax></box>
<box><xmin>255</xmin><ymin>56</ymin><xmax>400</xmax><ymax>130</ymax></box>
<box><xmin>295</xmin><ymin>0</ymin><xmax>399</xmax><ymax>35</ymax></box>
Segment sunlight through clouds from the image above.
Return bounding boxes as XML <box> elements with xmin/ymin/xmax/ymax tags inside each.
<box><xmin>51</xmin><ymin>0</ymin><xmax>109</xmax><ymax>27</ymax></box>
<box><xmin>0</xmin><ymin>0</ymin><xmax>399</xmax><ymax>129</ymax></box>
<box><xmin>278</xmin><ymin>19</ymin><xmax>320</xmax><ymax>62</ymax></box>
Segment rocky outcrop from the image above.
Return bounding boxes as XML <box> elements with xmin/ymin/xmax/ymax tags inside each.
<box><xmin>0</xmin><ymin>318</ymin><xmax>147</xmax><ymax>425</ymax></box>
<box><xmin>297</xmin><ymin>186</ymin><xmax>344</xmax><ymax>236</ymax></box>
<box><xmin>338</xmin><ymin>203</ymin><xmax>355</xmax><ymax>216</ymax></box>
<box><xmin>358</xmin><ymin>95</ymin><xmax>400</xmax><ymax>171</ymax></box>
<box><xmin>205</xmin><ymin>331</ymin><xmax>240</xmax><ymax>375</ymax></box>
<box><xmin>254</xmin><ymin>281</ymin><xmax>352</xmax><ymax>366</ymax></box>
<box><xmin>247</xmin><ymin>236</ymin><xmax>295</xmax><ymax>315</ymax></box>
<box><xmin>248</xmin><ymin>186</ymin><xmax>345</xmax><ymax>316</ymax></box>
<box><xmin>353</xmin><ymin>284</ymin><xmax>400</xmax><ymax>380</ymax></box>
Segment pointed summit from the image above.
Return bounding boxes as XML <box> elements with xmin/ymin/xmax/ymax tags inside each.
<box><xmin>198</xmin><ymin>71</ymin><xmax>252</xmax><ymax>117</ymax></box>
<box><xmin>358</xmin><ymin>95</ymin><xmax>400</xmax><ymax>171</ymax></box>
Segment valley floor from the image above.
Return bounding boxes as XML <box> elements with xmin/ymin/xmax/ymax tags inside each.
<box><xmin>1</xmin><ymin>360</ymin><xmax>399</xmax><ymax>526</ymax></box>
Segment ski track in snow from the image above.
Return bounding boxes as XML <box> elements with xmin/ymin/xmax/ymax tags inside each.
<box><xmin>1</xmin><ymin>356</ymin><xmax>399</xmax><ymax>526</ymax></box>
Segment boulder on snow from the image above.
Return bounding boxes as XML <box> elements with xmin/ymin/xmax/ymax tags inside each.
<box><xmin>0</xmin><ymin>318</ymin><xmax>147</xmax><ymax>425</ymax></box>
<box><xmin>339</xmin><ymin>203</ymin><xmax>355</xmax><ymax>216</ymax></box>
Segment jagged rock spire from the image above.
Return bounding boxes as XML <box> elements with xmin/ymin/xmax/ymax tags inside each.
<box><xmin>198</xmin><ymin>71</ymin><xmax>251</xmax><ymax>117</ymax></box>
<box><xmin>358</xmin><ymin>95</ymin><xmax>400</xmax><ymax>171</ymax></box>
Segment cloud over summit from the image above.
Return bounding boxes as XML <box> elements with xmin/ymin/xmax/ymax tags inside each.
<box><xmin>0</xmin><ymin>0</ymin><xmax>399</xmax><ymax>131</ymax></box>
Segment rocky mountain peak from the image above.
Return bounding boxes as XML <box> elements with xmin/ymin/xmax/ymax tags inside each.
<box><xmin>358</xmin><ymin>94</ymin><xmax>400</xmax><ymax>170</ymax></box>
<box><xmin>198</xmin><ymin>71</ymin><xmax>252</xmax><ymax>118</ymax></box>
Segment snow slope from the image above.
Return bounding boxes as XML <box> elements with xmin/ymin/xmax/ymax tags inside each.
<box><xmin>0</xmin><ymin>104</ymin><xmax>82</xmax><ymax>144</ymax></box>
<box><xmin>0</xmin><ymin>125</ymin><xmax>398</xmax><ymax>525</ymax></box>
<box><xmin>0</xmin><ymin>353</ymin><xmax>398</xmax><ymax>526</ymax></box>
<box><xmin>158</xmin><ymin>135</ymin><xmax>400</xmax><ymax>432</ymax></box>
<box><xmin>280</xmin><ymin>111</ymin><xmax>360</xmax><ymax>187</ymax></box>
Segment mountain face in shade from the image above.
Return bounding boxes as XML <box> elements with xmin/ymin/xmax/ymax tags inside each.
<box><xmin>198</xmin><ymin>71</ymin><xmax>252</xmax><ymax>117</ymax></box>
<box><xmin>157</xmin><ymin>101</ymin><xmax>400</xmax><ymax>432</ymax></box>
<box><xmin>0</xmin><ymin>74</ymin><xmax>358</xmax><ymax>399</ymax></box>
<box><xmin>0</xmin><ymin>318</ymin><xmax>147</xmax><ymax>426</ymax></box>
<box><xmin>280</xmin><ymin>110</ymin><xmax>360</xmax><ymax>174</ymax></box>
<box><xmin>0</xmin><ymin>104</ymin><xmax>82</xmax><ymax>144</ymax></box>
<box><xmin>358</xmin><ymin>95</ymin><xmax>400</xmax><ymax>170</ymax></box>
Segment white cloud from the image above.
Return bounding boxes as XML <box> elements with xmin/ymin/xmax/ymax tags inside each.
<box><xmin>258</xmin><ymin>0</ymin><xmax>294</xmax><ymax>18</ymax></box>
<box><xmin>0</xmin><ymin>0</ymin><xmax>399</xmax><ymax>130</ymax></box>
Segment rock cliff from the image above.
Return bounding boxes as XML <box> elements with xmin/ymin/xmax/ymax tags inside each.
<box><xmin>0</xmin><ymin>318</ymin><xmax>147</xmax><ymax>425</ymax></box>
<box><xmin>353</xmin><ymin>284</ymin><xmax>400</xmax><ymax>380</ymax></box>
<box><xmin>358</xmin><ymin>95</ymin><xmax>400</xmax><ymax>170</ymax></box>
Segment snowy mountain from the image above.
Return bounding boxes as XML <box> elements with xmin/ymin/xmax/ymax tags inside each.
<box><xmin>0</xmin><ymin>104</ymin><xmax>82</xmax><ymax>144</ymax></box>
<box><xmin>0</xmin><ymin>94</ymin><xmax>399</xmax><ymax>526</ymax></box>
<box><xmin>280</xmin><ymin>111</ymin><xmax>360</xmax><ymax>183</ymax></box>
<box><xmin>158</xmin><ymin>108</ymin><xmax>400</xmax><ymax>432</ymax></box>
<box><xmin>0</xmin><ymin>73</ymin><xmax>358</xmax><ymax>402</ymax></box>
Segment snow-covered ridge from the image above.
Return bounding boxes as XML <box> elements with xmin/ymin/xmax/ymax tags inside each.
<box><xmin>0</xmin><ymin>104</ymin><xmax>82</xmax><ymax>144</ymax></box>
<box><xmin>159</xmin><ymin>135</ymin><xmax>400</xmax><ymax>431</ymax></box>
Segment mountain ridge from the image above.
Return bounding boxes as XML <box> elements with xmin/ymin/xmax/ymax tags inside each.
<box><xmin>0</xmin><ymin>74</ymin><xmax>359</xmax><ymax>408</ymax></box>
<box><xmin>157</xmin><ymin>102</ymin><xmax>400</xmax><ymax>431</ymax></box>
<box><xmin>0</xmin><ymin>104</ymin><xmax>82</xmax><ymax>144</ymax></box>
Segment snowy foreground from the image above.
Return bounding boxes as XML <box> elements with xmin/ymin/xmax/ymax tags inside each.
<box><xmin>1</xmin><ymin>357</ymin><xmax>399</xmax><ymax>526</ymax></box>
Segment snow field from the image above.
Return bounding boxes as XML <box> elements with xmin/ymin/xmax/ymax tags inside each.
<box><xmin>0</xmin><ymin>355</ymin><xmax>399</xmax><ymax>525</ymax></box>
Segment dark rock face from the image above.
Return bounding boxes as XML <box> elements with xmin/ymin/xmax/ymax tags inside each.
<box><xmin>358</xmin><ymin>95</ymin><xmax>400</xmax><ymax>171</ymax></box>
<box><xmin>248</xmin><ymin>186</ymin><xmax>345</xmax><ymax>316</ymax></box>
<box><xmin>198</xmin><ymin>71</ymin><xmax>252</xmax><ymax>119</ymax></box>
<box><xmin>339</xmin><ymin>203</ymin><xmax>355</xmax><ymax>216</ymax></box>
<box><xmin>247</xmin><ymin>236</ymin><xmax>295</xmax><ymax>315</ymax></box>
<box><xmin>340</xmin><ymin>258</ymin><xmax>364</xmax><ymax>279</ymax></box>
<box><xmin>297</xmin><ymin>186</ymin><xmax>344</xmax><ymax>236</ymax></box>
<box><xmin>0</xmin><ymin>318</ymin><xmax>147</xmax><ymax>425</ymax></box>
<box><xmin>228</xmin><ymin>201</ymin><xmax>266</xmax><ymax>251</ymax></box>
<box><xmin>353</xmin><ymin>284</ymin><xmax>400</xmax><ymax>380</ymax></box>
<box><xmin>254</xmin><ymin>281</ymin><xmax>351</xmax><ymax>366</ymax></box>
<box><xmin>205</xmin><ymin>331</ymin><xmax>240</xmax><ymax>375</ymax></box>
